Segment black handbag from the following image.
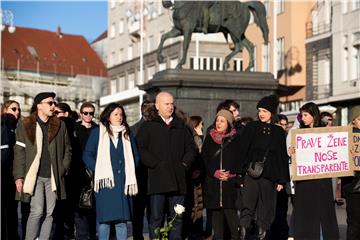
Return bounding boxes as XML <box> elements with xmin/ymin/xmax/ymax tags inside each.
<box><xmin>246</xmin><ymin>150</ymin><xmax>269</xmax><ymax>178</ymax></box>
<box><xmin>247</xmin><ymin>128</ymin><xmax>271</xmax><ymax>178</ymax></box>
<box><xmin>79</xmin><ymin>169</ymin><xmax>94</xmax><ymax>209</ymax></box>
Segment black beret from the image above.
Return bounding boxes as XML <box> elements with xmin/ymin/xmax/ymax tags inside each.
<box><xmin>33</xmin><ymin>92</ymin><xmax>56</xmax><ymax>106</ymax></box>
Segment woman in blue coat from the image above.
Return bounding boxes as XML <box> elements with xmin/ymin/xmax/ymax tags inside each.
<box><xmin>83</xmin><ymin>103</ymin><xmax>140</xmax><ymax>240</ymax></box>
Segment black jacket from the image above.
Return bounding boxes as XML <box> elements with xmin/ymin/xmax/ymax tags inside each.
<box><xmin>233</xmin><ymin>120</ymin><xmax>290</xmax><ymax>184</ymax></box>
<box><xmin>136</xmin><ymin>115</ymin><xmax>196</xmax><ymax>195</ymax></box>
<box><xmin>202</xmin><ymin>133</ymin><xmax>243</xmax><ymax>209</ymax></box>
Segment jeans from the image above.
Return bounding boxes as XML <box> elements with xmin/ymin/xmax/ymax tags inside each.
<box><xmin>149</xmin><ymin>193</ymin><xmax>184</xmax><ymax>240</ymax></box>
<box><xmin>25</xmin><ymin>177</ymin><xmax>57</xmax><ymax>240</ymax></box>
<box><xmin>98</xmin><ymin>222</ymin><xmax>127</xmax><ymax>240</ymax></box>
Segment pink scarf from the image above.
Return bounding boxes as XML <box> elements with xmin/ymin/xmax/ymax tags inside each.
<box><xmin>209</xmin><ymin>128</ymin><xmax>236</xmax><ymax>145</ymax></box>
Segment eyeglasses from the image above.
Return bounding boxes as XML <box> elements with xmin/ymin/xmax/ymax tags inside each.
<box><xmin>81</xmin><ymin>111</ymin><xmax>94</xmax><ymax>116</ymax></box>
<box><xmin>41</xmin><ymin>101</ymin><xmax>56</xmax><ymax>106</ymax></box>
<box><xmin>10</xmin><ymin>107</ymin><xmax>20</xmax><ymax>112</ymax></box>
<box><xmin>54</xmin><ymin>111</ymin><xmax>64</xmax><ymax>115</ymax></box>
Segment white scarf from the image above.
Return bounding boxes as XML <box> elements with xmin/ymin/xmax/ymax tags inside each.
<box><xmin>94</xmin><ymin>123</ymin><xmax>138</xmax><ymax>196</ymax></box>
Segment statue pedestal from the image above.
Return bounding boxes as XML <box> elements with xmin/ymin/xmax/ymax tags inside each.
<box><xmin>139</xmin><ymin>69</ymin><xmax>280</xmax><ymax>127</ymax></box>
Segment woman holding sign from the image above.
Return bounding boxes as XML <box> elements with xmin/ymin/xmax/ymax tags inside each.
<box><xmin>233</xmin><ymin>95</ymin><xmax>290</xmax><ymax>240</ymax></box>
<box><xmin>290</xmin><ymin>102</ymin><xmax>339</xmax><ymax>240</ymax></box>
<box><xmin>343</xmin><ymin>106</ymin><xmax>360</xmax><ymax>240</ymax></box>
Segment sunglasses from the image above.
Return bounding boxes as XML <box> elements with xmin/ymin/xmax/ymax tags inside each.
<box><xmin>81</xmin><ymin>111</ymin><xmax>94</xmax><ymax>116</ymax></box>
<box><xmin>10</xmin><ymin>107</ymin><xmax>20</xmax><ymax>112</ymax></box>
<box><xmin>41</xmin><ymin>101</ymin><xmax>56</xmax><ymax>106</ymax></box>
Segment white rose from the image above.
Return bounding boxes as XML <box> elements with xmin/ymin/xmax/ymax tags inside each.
<box><xmin>174</xmin><ymin>204</ymin><xmax>185</xmax><ymax>215</ymax></box>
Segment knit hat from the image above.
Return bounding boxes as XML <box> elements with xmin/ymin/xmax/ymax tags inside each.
<box><xmin>216</xmin><ymin>109</ymin><xmax>234</xmax><ymax>126</ymax></box>
<box><xmin>34</xmin><ymin>92</ymin><xmax>56</xmax><ymax>105</ymax></box>
<box><xmin>256</xmin><ymin>95</ymin><xmax>279</xmax><ymax>114</ymax></box>
<box><xmin>350</xmin><ymin>106</ymin><xmax>360</xmax><ymax>120</ymax></box>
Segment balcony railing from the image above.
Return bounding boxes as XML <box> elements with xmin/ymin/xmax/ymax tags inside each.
<box><xmin>312</xmin><ymin>83</ymin><xmax>331</xmax><ymax>100</ymax></box>
<box><xmin>306</xmin><ymin>21</ymin><xmax>331</xmax><ymax>38</ymax></box>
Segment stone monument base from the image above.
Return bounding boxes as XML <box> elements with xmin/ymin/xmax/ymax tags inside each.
<box><xmin>139</xmin><ymin>69</ymin><xmax>281</xmax><ymax>127</ymax></box>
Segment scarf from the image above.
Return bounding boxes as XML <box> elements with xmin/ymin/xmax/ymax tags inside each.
<box><xmin>209</xmin><ymin>127</ymin><xmax>236</xmax><ymax>144</ymax></box>
<box><xmin>94</xmin><ymin>123</ymin><xmax>138</xmax><ymax>196</ymax></box>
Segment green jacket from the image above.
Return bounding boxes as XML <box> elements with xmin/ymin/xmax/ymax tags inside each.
<box><xmin>13</xmin><ymin>112</ymin><xmax>72</xmax><ymax>202</ymax></box>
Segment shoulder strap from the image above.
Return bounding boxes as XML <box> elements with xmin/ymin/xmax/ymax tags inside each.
<box><xmin>210</xmin><ymin>136</ymin><xmax>234</xmax><ymax>161</ymax></box>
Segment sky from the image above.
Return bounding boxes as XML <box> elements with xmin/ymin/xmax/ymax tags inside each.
<box><xmin>2</xmin><ymin>1</ymin><xmax>108</xmax><ymax>43</ymax></box>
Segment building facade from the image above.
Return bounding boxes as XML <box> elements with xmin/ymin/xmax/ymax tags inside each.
<box><xmin>1</xmin><ymin>26</ymin><xmax>107</xmax><ymax>115</ymax></box>
<box><xmin>104</xmin><ymin>0</ymin><xmax>315</xmax><ymax>124</ymax></box>
<box><xmin>306</xmin><ymin>1</ymin><xmax>360</xmax><ymax>125</ymax></box>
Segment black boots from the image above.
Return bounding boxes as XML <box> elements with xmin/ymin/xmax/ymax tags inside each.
<box><xmin>258</xmin><ymin>226</ymin><xmax>266</xmax><ymax>240</ymax></box>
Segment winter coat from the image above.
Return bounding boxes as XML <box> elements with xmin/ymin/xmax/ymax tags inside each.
<box><xmin>293</xmin><ymin>124</ymin><xmax>339</xmax><ymax>240</ymax></box>
<box><xmin>13</xmin><ymin>113</ymin><xmax>72</xmax><ymax>202</ymax></box>
<box><xmin>136</xmin><ymin>115</ymin><xmax>196</xmax><ymax>195</ymax></box>
<box><xmin>202</xmin><ymin>133</ymin><xmax>243</xmax><ymax>209</ymax></box>
<box><xmin>83</xmin><ymin>127</ymin><xmax>140</xmax><ymax>223</ymax></box>
<box><xmin>233</xmin><ymin>120</ymin><xmax>290</xmax><ymax>184</ymax></box>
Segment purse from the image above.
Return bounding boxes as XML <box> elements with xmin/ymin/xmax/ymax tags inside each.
<box><xmin>246</xmin><ymin>150</ymin><xmax>268</xmax><ymax>178</ymax></box>
<box><xmin>79</xmin><ymin>168</ymin><xmax>94</xmax><ymax>209</ymax></box>
<box><xmin>247</xmin><ymin>128</ymin><xmax>271</xmax><ymax>179</ymax></box>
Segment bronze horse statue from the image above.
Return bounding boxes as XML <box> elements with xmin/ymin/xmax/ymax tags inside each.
<box><xmin>157</xmin><ymin>1</ymin><xmax>269</xmax><ymax>71</ymax></box>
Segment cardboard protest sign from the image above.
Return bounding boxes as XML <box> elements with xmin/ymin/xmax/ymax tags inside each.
<box><xmin>353</xmin><ymin>133</ymin><xmax>360</xmax><ymax>171</ymax></box>
<box><xmin>291</xmin><ymin>126</ymin><xmax>354</xmax><ymax>181</ymax></box>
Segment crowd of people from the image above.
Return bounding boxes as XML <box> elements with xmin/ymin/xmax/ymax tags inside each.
<box><xmin>1</xmin><ymin>91</ymin><xmax>360</xmax><ymax>240</ymax></box>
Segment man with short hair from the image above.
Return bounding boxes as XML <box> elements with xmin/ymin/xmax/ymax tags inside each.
<box><xmin>73</xmin><ymin>102</ymin><xmax>98</xmax><ymax>240</ymax></box>
<box><xmin>13</xmin><ymin>92</ymin><xmax>72</xmax><ymax>240</ymax></box>
<box><xmin>136</xmin><ymin>92</ymin><xmax>196</xmax><ymax>240</ymax></box>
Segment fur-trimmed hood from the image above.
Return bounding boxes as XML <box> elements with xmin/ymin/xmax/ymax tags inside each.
<box><xmin>22</xmin><ymin>112</ymin><xmax>61</xmax><ymax>144</ymax></box>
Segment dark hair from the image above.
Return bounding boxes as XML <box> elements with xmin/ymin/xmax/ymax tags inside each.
<box><xmin>299</xmin><ymin>102</ymin><xmax>322</xmax><ymax>128</ymax></box>
<box><xmin>320</xmin><ymin>111</ymin><xmax>333</xmax><ymax>119</ymax></box>
<box><xmin>240</xmin><ymin>116</ymin><xmax>254</xmax><ymax>126</ymax></box>
<box><xmin>141</xmin><ymin>100</ymin><xmax>155</xmax><ymax>120</ymax></box>
<box><xmin>100</xmin><ymin>103</ymin><xmax>130</xmax><ymax>139</ymax></box>
<box><xmin>216</xmin><ymin>99</ymin><xmax>239</xmax><ymax>113</ymax></box>
<box><xmin>70</xmin><ymin>110</ymin><xmax>79</xmax><ymax>121</ymax></box>
<box><xmin>80</xmin><ymin>102</ymin><xmax>95</xmax><ymax>113</ymax></box>
<box><xmin>57</xmin><ymin>102</ymin><xmax>72</xmax><ymax>113</ymax></box>
<box><xmin>189</xmin><ymin>116</ymin><xmax>203</xmax><ymax>130</ymax></box>
<box><xmin>277</xmin><ymin>114</ymin><xmax>288</xmax><ymax>123</ymax></box>
<box><xmin>175</xmin><ymin>107</ymin><xmax>189</xmax><ymax>124</ymax></box>
<box><xmin>211</xmin><ymin>115</ymin><xmax>232</xmax><ymax>134</ymax></box>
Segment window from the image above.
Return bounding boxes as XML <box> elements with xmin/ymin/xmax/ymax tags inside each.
<box><xmin>137</xmin><ymin>68</ymin><xmax>143</xmax><ymax>85</ymax></box>
<box><xmin>128</xmin><ymin>45</ymin><xmax>133</xmax><ymax>60</ymax></box>
<box><xmin>343</xmin><ymin>2</ymin><xmax>348</xmax><ymax>13</ymax></box>
<box><xmin>262</xmin><ymin>43</ymin><xmax>270</xmax><ymax>72</ymax></box>
<box><xmin>118</xmin><ymin>76</ymin><xmax>125</xmax><ymax>91</ymax></box>
<box><xmin>110</xmin><ymin>79</ymin><xmax>117</xmax><ymax>94</ymax></box>
<box><xmin>109</xmin><ymin>51</ymin><xmax>115</xmax><ymax>67</ymax></box>
<box><xmin>27</xmin><ymin>46</ymin><xmax>38</xmax><ymax>57</ymax></box>
<box><xmin>110</xmin><ymin>23</ymin><xmax>116</xmax><ymax>39</ymax></box>
<box><xmin>119</xmin><ymin>48</ymin><xmax>124</xmax><ymax>63</ymax></box>
<box><xmin>276</xmin><ymin>0</ymin><xmax>285</xmax><ymax>14</ymax></box>
<box><xmin>148</xmin><ymin>65</ymin><xmax>156</xmax><ymax>80</ymax></box>
<box><xmin>341</xmin><ymin>35</ymin><xmax>349</xmax><ymax>81</ymax></box>
<box><xmin>277</xmin><ymin>38</ymin><xmax>285</xmax><ymax>70</ymax></box>
<box><xmin>233</xmin><ymin>58</ymin><xmax>243</xmax><ymax>72</ymax></box>
<box><xmin>128</xmin><ymin>73</ymin><xmax>135</xmax><ymax>89</ymax></box>
<box><xmin>352</xmin><ymin>0</ymin><xmax>360</xmax><ymax>10</ymax></box>
<box><xmin>352</xmin><ymin>45</ymin><xmax>360</xmax><ymax>80</ymax></box>
<box><xmin>119</xmin><ymin>19</ymin><xmax>124</xmax><ymax>34</ymax></box>
<box><xmin>147</xmin><ymin>35</ymin><xmax>155</xmax><ymax>52</ymax></box>
<box><xmin>159</xmin><ymin>63</ymin><xmax>167</xmax><ymax>71</ymax></box>
<box><xmin>251</xmin><ymin>46</ymin><xmax>257</xmax><ymax>71</ymax></box>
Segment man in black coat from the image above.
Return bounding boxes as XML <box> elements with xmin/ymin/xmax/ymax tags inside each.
<box><xmin>136</xmin><ymin>92</ymin><xmax>196</xmax><ymax>240</ymax></box>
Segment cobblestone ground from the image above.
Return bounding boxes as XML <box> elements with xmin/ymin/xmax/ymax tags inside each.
<box><xmin>126</xmin><ymin>203</ymin><xmax>347</xmax><ymax>240</ymax></box>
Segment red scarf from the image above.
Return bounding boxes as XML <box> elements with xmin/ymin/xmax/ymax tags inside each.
<box><xmin>209</xmin><ymin>128</ymin><xmax>236</xmax><ymax>145</ymax></box>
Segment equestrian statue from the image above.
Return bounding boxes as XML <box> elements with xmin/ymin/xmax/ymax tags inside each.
<box><xmin>157</xmin><ymin>1</ymin><xmax>269</xmax><ymax>71</ymax></box>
